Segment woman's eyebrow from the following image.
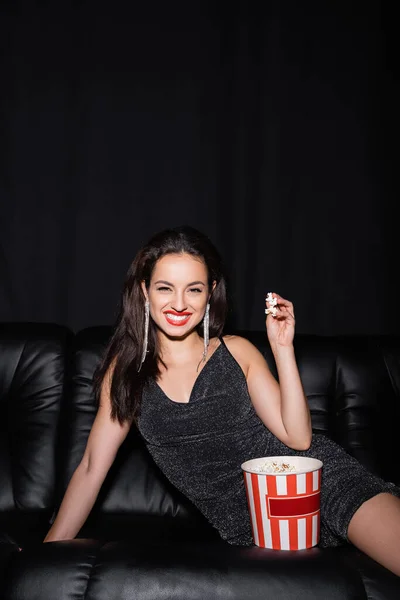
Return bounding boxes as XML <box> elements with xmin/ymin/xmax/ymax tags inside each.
<box><xmin>154</xmin><ymin>280</ymin><xmax>206</xmax><ymax>286</ymax></box>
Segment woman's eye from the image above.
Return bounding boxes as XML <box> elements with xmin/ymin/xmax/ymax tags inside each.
<box><xmin>189</xmin><ymin>288</ymin><xmax>202</xmax><ymax>293</ymax></box>
<box><xmin>157</xmin><ymin>286</ymin><xmax>171</xmax><ymax>292</ymax></box>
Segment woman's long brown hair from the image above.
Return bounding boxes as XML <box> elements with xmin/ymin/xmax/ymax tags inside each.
<box><xmin>93</xmin><ymin>226</ymin><xmax>228</xmax><ymax>424</ymax></box>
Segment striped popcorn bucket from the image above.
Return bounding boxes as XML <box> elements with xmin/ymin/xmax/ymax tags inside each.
<box><xmin>241</xmin><ymin>456</ymin><xmax>323</xmax><ymax>550</ymax></box>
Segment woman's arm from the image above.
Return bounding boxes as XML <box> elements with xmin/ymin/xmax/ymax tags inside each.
<box><xmin>224</xmin><ymin>293</ymin><xmax>311</xmax><ymax>451</ymax></box>
<box><xmin>43</xmin><ymin>366</ymin><xmax>131</xmax><ymax>542</ymax></box>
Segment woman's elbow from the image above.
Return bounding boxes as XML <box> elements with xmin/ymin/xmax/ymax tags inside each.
<box><xmin>289</xmin><ymin>435</ymin><xmax>312</xmax><ymax>451</ymax></box>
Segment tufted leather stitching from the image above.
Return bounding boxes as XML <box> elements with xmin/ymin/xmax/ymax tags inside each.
<box><xmin>7</xmin><ymin>340</ymin><xmax>27</xmax><ymax>511</ymax></box>
<box><xmin>379</xmin><ymin>342</ymin><xmax>400</xmax><ymax>401</ymax></box>
<box><xmin>82</xmin><ymin>542</ymin><xmax>107</xmax><ymax>600</ymax></box>
<box><xmin>0</xmin><ymin>340</ymin><xmax>25</xmax><ymax>399</ymax></box>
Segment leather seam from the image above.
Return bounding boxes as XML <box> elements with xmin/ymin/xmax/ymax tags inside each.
<box><xmin>81</xmin><ymin>542</ymin><xmax>105</xmax><ymax>600</ymax></box>
<box><xmin>378</xmin><ymin>339</ymin><xmax>400</xmax><ymax>400</ymax></box>
<box><xmin>9</xmin><ymin>339</ymin><xmax>28</xmax><ymax>510</ymax></box>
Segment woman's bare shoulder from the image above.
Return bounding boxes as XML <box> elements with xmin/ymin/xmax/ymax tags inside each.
<box><xmin>222</xmin><ymin>334</ymin><xmax>258</xmax><ymax>350</ymax></box>
<box><xmin>222</xmin><ymin>335</ymin><xmax>262</xmax><ymax>370</ymax></box>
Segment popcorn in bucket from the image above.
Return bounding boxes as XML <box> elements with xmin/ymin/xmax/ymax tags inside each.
<box><xmin>241</xmin><ymin>456</ymin><xmax>323</xmax><ymax>550</ymax></box>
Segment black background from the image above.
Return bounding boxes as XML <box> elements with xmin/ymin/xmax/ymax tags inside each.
<box><xmin>1</xmin><ymin>1</ymin><xmax>398</xmax><ymax>334</ymax></box>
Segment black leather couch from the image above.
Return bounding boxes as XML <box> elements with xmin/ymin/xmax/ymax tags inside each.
<box><xmin>1</xmin><ymin>323</ymin><xmax>400</xmax><ymax>599</ymax></box>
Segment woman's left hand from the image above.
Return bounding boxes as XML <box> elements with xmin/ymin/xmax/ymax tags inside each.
<box><xmin>265</xmin><ymin>292</ymin><xmax>295</xmax><ymax>348</ymax></box>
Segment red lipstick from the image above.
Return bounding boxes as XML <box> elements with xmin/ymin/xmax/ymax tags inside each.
<box><xmin>163</xmin><ymin>311</ymin><xmax>192</xmax><ymax>326</ymax></box>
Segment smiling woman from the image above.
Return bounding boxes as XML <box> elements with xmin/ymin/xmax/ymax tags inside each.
<box><xmin>43</xmin><ymin>226</ymin><xmax>400</xmax><ymax>578</ymax></box>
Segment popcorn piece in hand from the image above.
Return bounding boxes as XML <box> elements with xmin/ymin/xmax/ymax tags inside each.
<box><xmin>265</xmin><ymin>292</ymin><xmax>277</xmax><ymax>316</ymax></box>
<box><xmin>266</xmin><ymin>292</ymin><xmax>277</xmax><ymax>307</ymax></box>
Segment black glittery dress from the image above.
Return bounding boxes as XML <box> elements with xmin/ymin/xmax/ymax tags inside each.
<box><xmin>137</xmin><ymin>339</ymin><xmax>400</xmax><ymax>547</ymax></box>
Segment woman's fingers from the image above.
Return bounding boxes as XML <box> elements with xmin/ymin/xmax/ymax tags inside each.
<box><xmin>270</xmin><ymin>293</ymin><xmax>292</xmax><ymax>307</ymax></box>
<box><xmin>265</xmin><ymin>292</ymin><xmax>295</xmax><ymax>320</ymax></box>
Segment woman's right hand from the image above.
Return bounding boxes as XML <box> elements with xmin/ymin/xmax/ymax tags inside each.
<box><xmin>265</xmin><ymin>292</ymin><xmax>296</xmax><ymax>349</ymax></box>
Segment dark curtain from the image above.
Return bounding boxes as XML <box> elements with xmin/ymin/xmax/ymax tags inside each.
<box><xmin>0</xmin><ymin>2</ymin><xmax>398</xmax><ymax>334</ymax></box>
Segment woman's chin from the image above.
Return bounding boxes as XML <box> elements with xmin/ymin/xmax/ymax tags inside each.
<box><xmin>157</xmin><ymin>322</ymin><xmax>198</xmax><ymax>340</ymax></box>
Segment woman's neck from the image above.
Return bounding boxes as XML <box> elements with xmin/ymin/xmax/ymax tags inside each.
<box><xmin>158</xmin><ymin>331</ymin><xmax>206</xmax><ymax>366</ymax></box>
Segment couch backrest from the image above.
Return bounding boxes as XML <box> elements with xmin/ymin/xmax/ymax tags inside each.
<box><xmin>0</xmin><ymin>324</ymin><xmax>71</xmax><ymax>538</ymax></box>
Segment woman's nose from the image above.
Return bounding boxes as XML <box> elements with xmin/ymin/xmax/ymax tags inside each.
<box><xmin>171</xmin><ymin>294</ymin><xmax>187</xmax><ymax>312</ymax></box>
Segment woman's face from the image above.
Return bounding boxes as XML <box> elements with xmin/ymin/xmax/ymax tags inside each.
<box><xmin>143</xmin><ymin>253</ymin><xmax>211</xmax><ymax>339</ymax></box>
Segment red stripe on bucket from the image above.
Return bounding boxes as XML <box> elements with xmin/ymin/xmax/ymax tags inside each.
<box><xmin>251</xmin><ymin>473</ymin><xmax>265</xmax><ymax>547</ymax></box>
<box><xmin>306</xmin><ymin>515</ymin><xmax>313</xmax><ymax>548</ymax></box>
<box><xmin>306</xmin><ymin>471</ymin><xmax>313</xmax><ymax>495</ymax></box>
<box><xmin>270</xmin><ymin>517</ymin><xmax>281</xmax><ymax>549</ymax></box>
<box><xmin>289</xmin><ymin>518</ymin><xmax>299</xmax><ymax>550</ymax></box>
<box><xmin>286</xmin><ymin>474</ymin><xmax>297</xmax><ymax>497</ymax></box>
<box><xmin>244</xmin><ymin>474</ymin><xmax>256</xmax><ymax>542</ymax></box>
<box><xmin>266</xmin><ymin>475</ymin><xmax>278</xmax><ymax>496</ymax></box>
<box><xmin>266</xmin><ymin>476</ymin><xmax>280</xmax><ymax>549</ymax></box>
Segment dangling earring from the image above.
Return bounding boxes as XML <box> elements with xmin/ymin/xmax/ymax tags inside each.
<box><xmin>138</xmin><ymin>299</ymin><xmax>150</xmax><ymax>372</ymax></box>
<box><xmin>202</xmin><ymin>303</ymin><xmax>210</xmax><ymax>363</ymax></box>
